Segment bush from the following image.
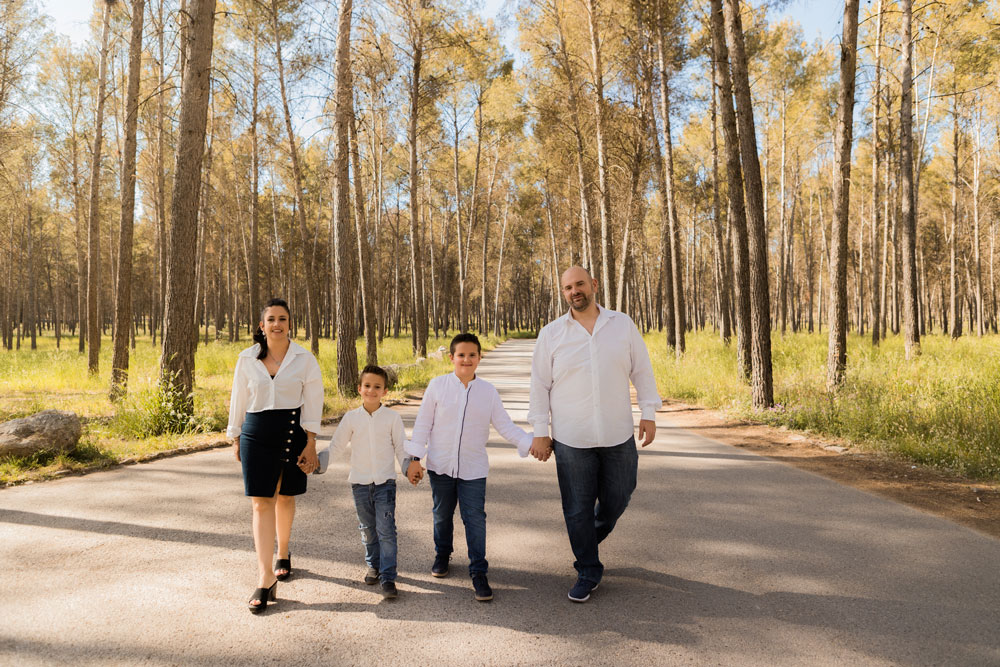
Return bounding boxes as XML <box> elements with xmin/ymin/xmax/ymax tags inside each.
<box><xmin>110</xmin><ymin>380</ymin><xmax>202</xmax><ymax>438</ymax></box>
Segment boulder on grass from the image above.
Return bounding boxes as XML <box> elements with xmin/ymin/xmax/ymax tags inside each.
<box><xmin>383</xmin><ymin>365</ymin><xmax>400</xmax><ymax>389</ymax></box>
<box><xmin>0</xmin><ymin>410</ymin><xmax>82</xmax><ymax>458</ymax></box>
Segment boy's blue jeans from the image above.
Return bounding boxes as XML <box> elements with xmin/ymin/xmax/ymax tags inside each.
<box><xmin>552</xmin><ymin>436</ymin><xmax>638</xmax><ymax>585</ymax></box>
<box><xmin>428</xmin><ymin>471</ymin><xmax>488</xmax><ymax>576</ymax></box>
<box><xmin>351</xmin><ymin>480</ymin><xmax>398</xmax><ymax>582</ymax></box>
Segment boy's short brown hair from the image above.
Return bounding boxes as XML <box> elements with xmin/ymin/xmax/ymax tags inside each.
<box><xmin>359</xmin><ymin>364</ymin><xmax>389</xmax><ymax>386</ymax></box>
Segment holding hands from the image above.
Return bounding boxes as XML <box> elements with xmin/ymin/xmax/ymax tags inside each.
<box><xmin>530</xmin><ymin>436</ymin><xmax>553</xmax><ymax>462</ymax></box>
<box><xmin>406</xmin><ymin>459</ymin><xmax>425</xmax><ymax>486</ymax></box>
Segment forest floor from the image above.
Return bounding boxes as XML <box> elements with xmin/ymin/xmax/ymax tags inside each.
<box><xmin>659</xmin><ymin>400</ymin><xmax>1000</xmax><ymax>539</ymax></box>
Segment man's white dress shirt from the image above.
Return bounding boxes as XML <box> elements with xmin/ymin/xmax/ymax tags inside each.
<box><xmin>328</xmin><ymin>405</ymin><xmax>407</xmax><ymax>485</ymax></box>
<box><xmin>226</xmin><ymin>340</ymin><xmax>324</xmax><ymax>439</ymax></box>
<box><xmin>528</xmin><ymin>305</ymin><xmax>662</xmax><ymax>448</ymax></box>
<box><xmin>404</xmin><ymin>373</ymin><xmax>533</xmax><ymax>480</ymax></box>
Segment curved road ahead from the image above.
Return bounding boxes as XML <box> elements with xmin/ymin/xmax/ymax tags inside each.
<box><xmin>2</xmin><ymin>339</ymin><xmax>999</xmax><ymax>665</ymax></box>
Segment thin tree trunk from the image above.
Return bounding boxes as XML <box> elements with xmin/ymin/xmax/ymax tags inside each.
<box><xmin>826</xmin><ymin>0</ymin><xmax>859</xmax><ymax>389</ymax></box>
<box><xmin>87</xmin><ymin>0</ymin><xmax>113</xmax><ymax>375</ymax></box>
<box><xmin>656</xmin><ymin>0</ymin><xmax>685</xmax><ymax>355</ymax></box>
<box><xmin>899</xmin><ymin>0</ymin><xmax>920</xmax><ymax>358</ymax></box>
<box><xmin>270</xmin><ymin>0</ymin><xmax>320</xmax><ymax>355</ymax></box>
<box><xmin>722</xmin><ymin>0</ymin><xmax>773</xmax><ymax>408</ymax></box>
<box><xmin>110</xmin><ymin>0</ymin><xmax>145</xmax><ymax>401</ymax></box>
<box><xmin>586</xmin><ymin>0</ymin><xmax>615</xmax><ymax>306</ymax></box>
<box><xmin>710</xmin><ymin>0</ymin><xmax>750</xmax><ymax>378</ymax></box>
<box><xmin>870</xmin><ymin>0</ymin><xmax>883</xmax><ymax>345</ymax></box>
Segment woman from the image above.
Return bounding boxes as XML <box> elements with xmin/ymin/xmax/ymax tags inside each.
<box><xmin>227</xmin><ymin>298</ymin><xmax>323</xmax><ymax>614</ymax></box>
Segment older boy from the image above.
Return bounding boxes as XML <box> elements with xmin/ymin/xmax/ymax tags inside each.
<box><xmin>405</xmin><ymin>333</ymin><xmax>532</xmax><ymax>602</ymax></box>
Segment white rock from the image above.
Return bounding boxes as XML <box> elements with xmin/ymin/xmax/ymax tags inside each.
<box><xmin>0</xmin><ymin>410</ymin><xmax>82</xmax><ymax>458</ymax></box>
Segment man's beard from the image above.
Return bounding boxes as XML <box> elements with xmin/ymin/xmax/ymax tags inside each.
<box><xmin>569</xmin><ymin>293</ymin><xmax>591</xmax><ymax>311</ymax></box>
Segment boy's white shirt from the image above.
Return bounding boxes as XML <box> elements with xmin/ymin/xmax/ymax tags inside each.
<box><xmin>404</xmin><ymin>373</ymin><xmax>533</xmax><ymax>480</ymax></box>
<box><xmin>329</xmin><ymin>405</ymin><xmax>407</xmax><ymax>484</ymax></box>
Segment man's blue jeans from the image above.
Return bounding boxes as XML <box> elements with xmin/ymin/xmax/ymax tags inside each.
<box><xmin>428</xmin><ymin>471</ymin><xmax>488</xmax><ymax>576</ymax></box>
<box><xmin>553</xmin><ymin>436</ymin><xmax>638</xmax><ymax>584</ymax></box>
<box><xmin>351</xmin><ymin>480</ymin><xmax>398</xmax><ymax>582</ymax></box>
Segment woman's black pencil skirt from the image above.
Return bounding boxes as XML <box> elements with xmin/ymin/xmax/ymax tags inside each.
<box><xmin>240</xmin><ymin>408</ymin><xmax>308</xmax><ymax>497</ymax></box>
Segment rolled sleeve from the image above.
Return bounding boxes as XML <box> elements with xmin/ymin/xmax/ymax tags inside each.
<box><xmin>628</xmin><ymin>319</ymin><xmax>662</xmax><ymax>420</ymax></box>
<box><xmin>527</xmin><ymin>330</ymin><xmax>553</xmax><ymax>438</ymax></box>
<box><xmin>226</xmin><ymin>357</ymin><xmax>249</xmax><ymax>440</ymax></box>
<box><xmin>299</xmin><ymin>355</ymin><xmax>324</xmax><ymax>435</ymax></box>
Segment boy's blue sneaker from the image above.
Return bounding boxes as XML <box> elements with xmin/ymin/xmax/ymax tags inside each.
<box><xmin>363</xmin><ymin>567</ymin><xmax>379</xmax><ymax>585</ymax></box>
<box><xmin>431</xmin><ymin>553</ymin><xmax>450</xmax><ymax>578</ymax></box>
<box><xmin>472</xmin><ymin>574</ymin><xmax>493</xmax><ymax>602</ymax></box>
<box><xmin>567</xmin><ymin>578</ymin><xmax>599</xmax><ymax>603</ymax></box>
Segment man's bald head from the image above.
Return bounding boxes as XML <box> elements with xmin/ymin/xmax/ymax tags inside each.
<box><xmin>560</xmin><ymin>266</ymin><xmax>598</xmax><ymax>313</ymax></box>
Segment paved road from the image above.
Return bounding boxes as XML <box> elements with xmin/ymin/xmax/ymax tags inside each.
<box><xmin>2</xmin><ymin>339</ymin><xmax>999</xmax><ymax>666</ymax></box>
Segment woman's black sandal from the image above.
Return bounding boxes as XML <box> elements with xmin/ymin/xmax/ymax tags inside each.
<box><xmin>274</xmin><ymin>553</ymin><xmax>292</xmax><ymax>581</ymax></box>
<box><xmin>248</xmin><ymin>581</ymin><xmax>277</xmax><ymax>614</ymax></box>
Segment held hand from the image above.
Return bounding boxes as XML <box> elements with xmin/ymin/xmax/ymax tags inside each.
<box><xmin>638</xmin><ymin>419</ymin><xmax>656</xmax><ymax>447</ymax></box>
<box><xmin>232</xmin><ymin>437</ymin><xmax>241</xmax><ymax>462</ymax></box>
<box><xmin>530</xmin><ymin>436</ymin><xmax>553</xmax><ymax>462</ymax></box>
<box><xmin>406</xmin><ymin>460</ymin><xmax>425</xmax><ymax>485</ymax></box>
<box><xmin>297</xmin><ymin>440</ymin><xmax>319</xmax><ymax>473</ymax></box>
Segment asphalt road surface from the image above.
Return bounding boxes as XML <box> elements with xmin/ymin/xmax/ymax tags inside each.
<box><xmin>2</xmin><ymin>339</ymin><xmax>999</xmax><ymax>666</ymax></box>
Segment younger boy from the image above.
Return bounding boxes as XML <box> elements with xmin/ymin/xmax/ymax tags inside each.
<box><xmin>329</xmin><ymin>365</ymin><xmax>413</xmax><ymax>599</ymax></box>
<box><xmin>405</xmin><ymin>333</ymin><xmax>532</xmax><ymax>602</ymax></box>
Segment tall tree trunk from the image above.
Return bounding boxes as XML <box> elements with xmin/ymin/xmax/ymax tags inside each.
<box><xmin>332</xmin><ymin>0</ymin><xmax>359</xmax><ymax>393</ymax></box>
<box><xmin>826</xmin><ymin>0</ymin><xmax>859</xmax><ymax>389</ymax></box>
<box><xmin>655</xmin><ymin>0</ymin><xmax>685</xmax><ymax>354</ymax></box>
<box><xmin>950</xmin><ymin>92</ymin><xmax>961</xmax><ymax>339</ymax></box>
<box><xmin>722</xmin><ymin>0</ymin><xmax>773</xmax><ymax>408</ymax></box>
<box><xmin>270</xmin><ymin>0</ymin><xmax>320</xmax><ymax>355</ymax></box>
<box><xmin>710</xmin><ymin>0</ymin><xmax>750</xmax><ymax>379</ymax></box>
<box><xmin>870</xmin><ymin>0</ymin><xmax>883</xmax><ymax>345</ymax></box>
<box><xmin>586</xmin><ymin>0</ymin><xmax>614</xmax><ymax>306</ymax></box>
<box><xmin>710</xmin><ymin>51</ymin><xmax>731</xmax><ymax>344</ymax></box>
<box><xmin>160</xmin><ymin>0</ymin><xmax>216</xmax><ymax>408</ymax></box>
<box><xmin>972</xmin><ymin>106</ymin><xmax>984</xmax><ymax>336</ymax></box>
<box><xmin>111</xmin><ymin>0</ymin><xmax>145</xmax><ymax>401</ymax></box>
<box><xmin>87</xmin><ymin>0</ymin><xmax>113</xmax><ymax>375</ymax></box>
<box><xmin>349</xmin><ymin>93</ymin><xmax>377</xmax><ymax>366</ymax></box>
<box><xmin>407</xmin><ymin>1</ymin><xmax>428</xmax><ymax>356</ymax></box>
<box><xmin>641</xmin><ymin>43</ymin><xmax>675</xmax><ymax>348</ymax></box>
<box><xmin>249</xmin><ymin>23</ymin><xmax>260</xmax><ymax>327</ymax></box>
<box><xmin>899</xmin><ymin>0</ymin><xmax>920</xmax><ymax>358</ymax></box>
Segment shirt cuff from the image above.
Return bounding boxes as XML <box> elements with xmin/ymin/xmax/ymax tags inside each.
<box><xmin>516</xmin><ymin>432</ymin><xmax>532</xmax><ymax>458</ymax></box>
<box><xmin>639</xmin><ymin>407</ymin><xmax>657</xmax><ymax>422</ymax></box>
<box><xmin>300</xmin><ymin>421</ymin><xmax>321</xmax><ymax>436</ymax></box>
<box><xmin>531</xmin><ymin>423</ymin><xmax>550</xmax><ymax>438</ymax></box>
<box><xmin>404</xmin><ymin>440</ymin><xmax>425</xmax><ymax>458</ymax></box>
<box><xmin>226</xmin><ymin>426</ymin><xmax>241</xmax><ymax>440</ymax></box>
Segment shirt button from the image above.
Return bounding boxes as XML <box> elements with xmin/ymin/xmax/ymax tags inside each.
<box><xmin>288</xmin><ymin>430</ymin><xmax>293</xmax><ymax>434</ymax></box>
<box><xmin>286</xmin><ymin>448</ymin><xmax>290</xmax><ymax>452</ymax></box>
<box><xmin>287</xmin><ymin>439</ymin><xmax>292</xmax><ymax>443</ymax></box>
<box><xmin>291</xmin><ymin>410</ymin><xmax>296</xmax><ymax>415</ymax></box>
<box><xmin>289</xmin><ymin>421</ymin><xmax>294</xmax><ymax>424</ymax></box>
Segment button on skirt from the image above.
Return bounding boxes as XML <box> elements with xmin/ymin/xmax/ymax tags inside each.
<box><xmin>240</xmin><ymin>408</ymin><xmax>308</xmax><ymax>497</ymax></box>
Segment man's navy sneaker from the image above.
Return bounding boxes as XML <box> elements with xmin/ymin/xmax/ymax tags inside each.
<box><xmin>568</xmin><ymin>578</ymin><xmax>599</xmax><ymax>603</ymax></box>
<box><xmin>431</xmin><ymin>553</ymin><xmax>450</xmax><ymax>578</ymax></box>
<box><xmin>472</xmin><ymin>574</ymin><xmax>493</xmax><ymax>601</ymax></box>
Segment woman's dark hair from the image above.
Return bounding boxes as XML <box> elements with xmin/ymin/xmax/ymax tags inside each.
<box><xmin>254</xmin><ymin>298</ymin><xmax>291</xmax><ymax>360</ymax></box>
<box><xmin>449</xmin><ymin>332</ymin><xmax>481</xmax><ymax>355</ymax></box>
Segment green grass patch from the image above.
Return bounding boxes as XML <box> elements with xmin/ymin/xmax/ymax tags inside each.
<box><xmin>646</xmin><ymin>330</ymin><xmax>1000</xmax><ymax>481</ymax></box>
<box><xmin>0</xmin><ymin>329</ymin><xmax>513</xmax><ymax>484</ymax></box>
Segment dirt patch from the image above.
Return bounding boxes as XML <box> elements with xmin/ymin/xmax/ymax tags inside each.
<box><xmin>660</xmin><ymin>400</ymin><xmax>1000</xmax><ymax>540</ymax></box>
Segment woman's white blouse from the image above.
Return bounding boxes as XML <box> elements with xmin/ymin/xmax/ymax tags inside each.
<box><xmin>226</xmin><ymin>341</ymin><xmax>324</xmax><ymax>439</ymax></box>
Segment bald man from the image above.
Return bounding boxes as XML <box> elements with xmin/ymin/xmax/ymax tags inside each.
<box><xmin>527</xmin><ymin>266</ymin><xmax>662</xmax><ymax>602</ymax></box>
